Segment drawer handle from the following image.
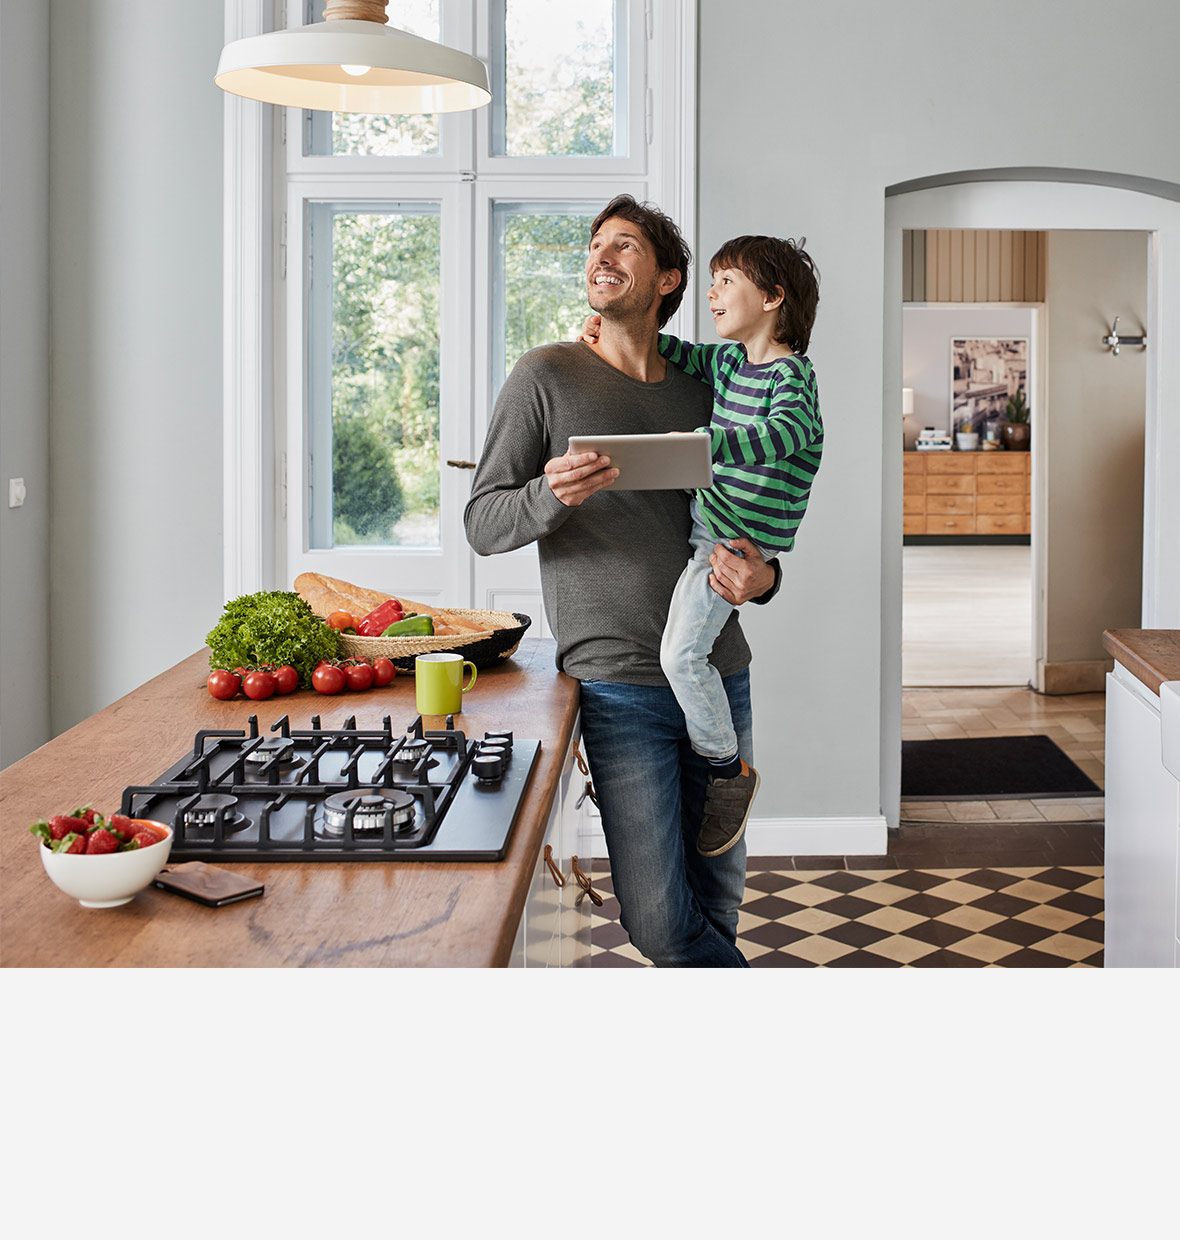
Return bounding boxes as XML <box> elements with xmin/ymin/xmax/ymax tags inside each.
<box><xmin>571</xmin><ymin>855</ymin><xmax>603</xmax><ymax>907</ymax></box>
<box><xmin>543</xmin><ymin>844</ymin><xmax>566</xmax><ymax>888</ymax></box>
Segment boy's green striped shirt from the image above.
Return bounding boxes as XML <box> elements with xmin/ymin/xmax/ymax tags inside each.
<box><xmin>658</xmin><ymin>334</ymin><xmax>823</xmax><ymax>553</ymax></box>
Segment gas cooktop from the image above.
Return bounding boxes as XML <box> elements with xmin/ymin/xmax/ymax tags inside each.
<box><xmin>119</xmin><ymin>714</ymin><xmax>540</xmax><ymax>862</ymax></box>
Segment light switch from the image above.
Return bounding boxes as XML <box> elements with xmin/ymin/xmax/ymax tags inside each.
<box><xmin>8</xmin><ymin>478</ymin><xmax>26</xmax><ymax>508</ymax></box>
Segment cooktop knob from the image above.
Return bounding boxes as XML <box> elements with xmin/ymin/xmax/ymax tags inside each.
<box><xmin>484</xmin><ymin>730</ymin><xmax>513</xmax><ymax>751</ymax></box>
<box><xmin>472</xmin><ymin>754</ymin><xmax>503</xmax><ymax>782</ymax></box>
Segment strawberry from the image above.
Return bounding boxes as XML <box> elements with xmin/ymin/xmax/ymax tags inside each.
<box><xmin>130</xmin><ymin>830</ymin><xmax>161</xmax><ymax>850</ymax></box>
<box><xmin>107</xmin><ymin>814</ymin><xmax>135</xmax><ymax>841</ymax></box>
<box><xmin>49</xmin><ymin>814</ymin><xmax>79</xmax><ymax>840</ymax></box>
<box><xmin>85</xmin><ymin>828</ymin><xmax>120</xmax><ymax>855</ymax></box>
<box><xmin>52</xmin><ymin>832</ymin><xmax>87</xmax><ymax>854</ymax></box>
<box><xmin>71</xmin><ymin>807</ymin><xmax>99</xmax><ymax>827</ymax></box>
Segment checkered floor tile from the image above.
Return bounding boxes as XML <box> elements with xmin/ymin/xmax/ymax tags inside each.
<box><xmin>590</xmin><ymin>863</ymin><xmax>1104</xmax><ymax>967</ymax></box>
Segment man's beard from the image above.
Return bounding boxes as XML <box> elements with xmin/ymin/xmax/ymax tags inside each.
<box><xmin>588</xmin><ymin>274</ymin><xmax>663</xmax><ymax>325</ymax></box>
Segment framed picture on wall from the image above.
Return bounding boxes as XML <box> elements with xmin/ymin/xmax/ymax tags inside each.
<box><xmin>951</xmin><ymin>337</ymin><xmax>1028</xmax><ymax>435</ymax></box>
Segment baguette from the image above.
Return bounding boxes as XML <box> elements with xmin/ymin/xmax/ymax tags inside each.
<box><xmin>293</xmin><ymin>572</ymin><xmax>499</xmax><ymax>635</ymax></box>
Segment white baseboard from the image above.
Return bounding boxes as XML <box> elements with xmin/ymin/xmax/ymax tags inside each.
<box><xmin>577</xmin><ymin>815</ymin><xmax>889</xmax><ymax>861</ymax></box>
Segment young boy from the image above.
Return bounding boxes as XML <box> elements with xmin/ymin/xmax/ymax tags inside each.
<box><xmin>582</xmin><ymin>234</ymin><xmax>822</xmax><ymax>857</ymax></box>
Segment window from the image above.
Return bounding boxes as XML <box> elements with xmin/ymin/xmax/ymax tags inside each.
<box><xmin>223</xmin><ymin>0</ymin><xmax>695</xmax><ymax>604</ymax></box>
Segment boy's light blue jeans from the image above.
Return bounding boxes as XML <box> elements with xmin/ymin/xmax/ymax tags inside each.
<box><xmin>578</xmin><ymin>670</ymin><xmax>752</xmax><ymax>967</ymax></box>
<box><xmin>660</xmin><ymin>499</ymin><xmax>773</xmax><ymax>761</ymax></box>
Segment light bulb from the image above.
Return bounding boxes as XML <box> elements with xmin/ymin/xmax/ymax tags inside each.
<box><xmin>341</xmin><ymin>64</ymin><xmax>371</xmax><ymax>76</ymax></box>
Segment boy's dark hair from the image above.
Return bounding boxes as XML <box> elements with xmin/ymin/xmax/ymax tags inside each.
<box><xmin>589</xmin><ymin>194</ymin><xmax>691</xmax><ymax>327</ymax></box>
<box><xmin>710</xmin><ymin>235</ymin><xmax>820</xmax><ymax>354</ymax></box>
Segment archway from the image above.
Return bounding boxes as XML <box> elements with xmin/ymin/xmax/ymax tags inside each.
<box><xmin>879</xmin><ymin>172</ymin><xmax>1180</xmax><ymax>827</ymax></box>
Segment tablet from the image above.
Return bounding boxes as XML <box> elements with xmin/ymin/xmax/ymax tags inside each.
<box><xmin>566</xmin><ymin>432</ymin><xmax>713</xmax><ymax>491</ymax></box>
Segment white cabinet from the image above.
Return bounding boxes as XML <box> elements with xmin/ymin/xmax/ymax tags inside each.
<box><xmin>1104</xmin><ymin>667</ymin><xmax>1180</xmax><ymax>967</ymax></box>
<box><xmin>510</xmin><ymin>716</ymin><xmax>595</xmax><ymax>967</ymax></box>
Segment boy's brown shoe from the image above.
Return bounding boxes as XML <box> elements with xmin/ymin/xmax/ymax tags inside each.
<box><xmin>697</xmin><ymin>761</ymin><xmax>760</xmax><ymax>857</ymax></box>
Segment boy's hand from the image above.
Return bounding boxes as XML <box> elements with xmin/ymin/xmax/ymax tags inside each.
<box><xmin>544</xmin><ymin>449</ymin><xmax>618</xmax><ymax>507</ymax></box>
<box><xmin>576</xmin><ymin>314</ymin><xmax>602</xmax><ymax>346</ymax></box>
<box><xmin>708</xmin><ymin>538</ymin><xmax>774</xmax><ymax>604</ymax></box>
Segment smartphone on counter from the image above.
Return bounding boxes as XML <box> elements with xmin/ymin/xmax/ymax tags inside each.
<box><xmin>153</xmin><ymin>861</ymin><xmax>264</xmax><ymax>908</ymax></box>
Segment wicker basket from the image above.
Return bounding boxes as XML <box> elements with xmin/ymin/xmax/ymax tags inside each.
<box><xmin>338</xmin><ymin>610</ymin><xmax>532</xmax><ymax>673</ymax></box>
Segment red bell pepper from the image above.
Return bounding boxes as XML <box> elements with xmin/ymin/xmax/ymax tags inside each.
<box><xmin>356</xmin><ymin>599</ymin><xmax>404</xmax><ymax>637</ymax></box>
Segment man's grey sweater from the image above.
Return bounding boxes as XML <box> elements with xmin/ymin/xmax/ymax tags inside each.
<box><xmin>464</xmin><ymin>342</ymin><xmax>752</xmax><ymax>685</ymax></box>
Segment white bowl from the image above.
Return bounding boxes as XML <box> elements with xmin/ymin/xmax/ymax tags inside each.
<box><xmin>39</xmin><ymin>820</ymin><xmax>174</xmax><ymax>908</ymax></box>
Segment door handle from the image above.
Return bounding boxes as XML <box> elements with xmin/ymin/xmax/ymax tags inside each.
<box><xmin>446</xmin><ymin>459</ymin><xmax>477</xmax><ymax>469</ymax></box>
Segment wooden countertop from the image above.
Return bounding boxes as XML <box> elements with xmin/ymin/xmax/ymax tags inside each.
<box><xmin>0</xmin><ymin>639</ymin><xmax>578</xmax><ymax>968</ymax></box>
<box><xmin>1102</xmin><ymin>629</ymin><xmax>1180</xmax><ymax>696</ymax></box>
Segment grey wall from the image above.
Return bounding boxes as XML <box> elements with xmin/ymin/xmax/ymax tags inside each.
<box><xmin>1044</xmin><ymin>231</ymin><xmax>1147</xmax><ymax>665</ymax></box>
<box><xmin>0</xmin><ymin>2</ymin><xmax>51</xmax><ymax>766</ymax></box>
<box><xmin>45</xmin><ymin>0</ymin><xmax>224</xmax><ymax>738</ymax></box>
<box><xmin>698</xmin><ymin>0</ymin><xmax>1180</xmax><ymax>825</ymax></box>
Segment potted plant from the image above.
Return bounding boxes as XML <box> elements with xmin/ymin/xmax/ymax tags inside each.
<box><xmin>1002</xmin><ymin>390</ymin><xmax>1031</xmax><ymax>451</ymax></box>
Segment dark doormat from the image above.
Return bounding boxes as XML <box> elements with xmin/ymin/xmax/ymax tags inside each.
<box><xmin>901</xmin><ymin>735</ymin><xmax>1102</xmax><ymax>801</ymax></box>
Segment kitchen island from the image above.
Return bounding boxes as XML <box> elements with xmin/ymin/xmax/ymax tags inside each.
<box><xmin>0</xmin><ymin>638</ymin><xmax>590</xmax><ymax>968</ymax></box>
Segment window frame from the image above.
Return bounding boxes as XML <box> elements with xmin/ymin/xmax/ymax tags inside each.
<box><xmin>221</xmin><ymin>0</ymin><xmax>696</xmax><ymax>599</ymax></box>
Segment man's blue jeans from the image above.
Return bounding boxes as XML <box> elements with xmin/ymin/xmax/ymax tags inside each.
<box><xmin>578</xmin><ymin>670</ymin><xmax>752</xmax><ymax>968</ymax></box>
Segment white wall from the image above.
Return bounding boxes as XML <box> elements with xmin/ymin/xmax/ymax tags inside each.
<box><xmin>699</xmin><ymin>0</ymin><xmax>1180</xmax><ymax>836</ymax></box>
<box><xmin>0</xmin><ymin>2</ymin><xmax>51</xmax><ymax>766</ymax></box>
<box><xmin>903</xmin><ymin>306</ymin><xmax>1035</xmax><ymax>437</ymax></box>
<box><xmin>45</xmin><ymin>0</ymin><xmax>224</xmax><ymax>738</ymax></box>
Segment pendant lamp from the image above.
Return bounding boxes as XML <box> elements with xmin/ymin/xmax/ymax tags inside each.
<box><xmin>215</xmin><ymin>0</ymin><xmax>491</xmax><ymax>114</ymax></box>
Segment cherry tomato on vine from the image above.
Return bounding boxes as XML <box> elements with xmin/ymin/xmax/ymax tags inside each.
<box><xmin>371</xmin><ymin>657</ymin><xmax>396</xmax><ymax>687</ymax></box>
<box><xmin>344</xmin><ymin>662</ymin><xmax>374</xmax><ymax>692</ymax></box>
<box><xmin>272</xmin><ymin>665</ymin><xmax>299</xmax><ymax>695</ymax></box>
<box><xmin>243</xmin><ymin>670</ymin><xmax>277</xmax><ymax>701</ymax></box>
<box><xmin>312</xmin><ymin>663</ymin><xmax>346</xmax><ymax>695</ymax></box>
<box><xmin>207</xmin><ymin>669</ymin><xmax>241</xmax><ymax>700</ymax></box>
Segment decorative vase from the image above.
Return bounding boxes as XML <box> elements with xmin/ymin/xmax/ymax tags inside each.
<box><xmin>955</xmin><ymin>431</ymin><xmax>979</xmax><ymax>451</ymax></box>
<box><xmin>1001</xmin><ymin>421</ymin><xmax>1030</xmax><ymax>451</ymax></box>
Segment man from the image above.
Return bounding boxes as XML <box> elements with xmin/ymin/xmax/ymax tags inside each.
<box><xmin>464</xmin><ymin>195</ymin><xmax>779</xmax><ymax>967</ymax></box>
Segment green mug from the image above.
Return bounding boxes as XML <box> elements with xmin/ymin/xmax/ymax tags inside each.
<box><xmin>415</xmin><ymin>652</ymin><xmax>477</xmax><ymax>716</ymax></box>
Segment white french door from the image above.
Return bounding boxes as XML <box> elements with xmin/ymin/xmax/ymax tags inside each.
<box><xmin>284</xmin><ymin>179</ymin><xmax>473</xmax><ymax>606</ymax></box>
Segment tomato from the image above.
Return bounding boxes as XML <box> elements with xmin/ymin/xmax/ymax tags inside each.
<box><xmin>327</xmin><ymin>610</ymin><xmax>356</xmax><ymax>632</ymax></box>
<box><xmin>207</xmin><ymin>670</ymin><xmax>241</xmax><ymax>700</ymax></box>
<box><xmin>242</xmin><ymin>670</ymin><xmax>277</xmax><ymax>701</ymax></box>
<box><xmin>371</xmin><ymin>657</ymin><xmax>396</xmax><ymax>687</ymax></box>
<box><xmin>272</xmin><ymin>664</ymin><xmax>299</xmax><ymax>695</ymax></box>
<box><xmin>344</xmin><ymin>661</ymin><xmax>374</xmax><ymax>692</ymax></box>
<box><xmin>312</xmin><ymin>663</ymin><xmax>346</xmax><ymax>694</ymax></box>
<box><xmin>233</xmin><ymin>666</ymin><xmax>250</xmax><ymax>681</ymax></box>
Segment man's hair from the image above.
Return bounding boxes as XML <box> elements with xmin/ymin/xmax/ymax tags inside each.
<box><xmin>589</xmin><ymin>194</ymin><xmax>691</xmax><ymax>327</ymax></box>
<box><xmin>710</xmin><ymin>235</ymin><xmax>820</xmax><ymax>354</ymax></box>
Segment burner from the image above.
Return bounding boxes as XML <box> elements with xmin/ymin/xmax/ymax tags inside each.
<box><xmin>244</xmin><ymin>738</ymin><xmax>297</xmax><ymax>771</ymax></box>
<box><xmin>395</xmin><ymin>735</ymin><xmax>430</xmax><ymax>763</ymax></box>
<box><xmin>183</xmin><ymin>793</ymin><xmax>250</xmax><ymax>835</ymax></box>
<box><xmin>321</xmin><ymin>788</ymin><xmax>416</xmax><ymax>837</ymax></box>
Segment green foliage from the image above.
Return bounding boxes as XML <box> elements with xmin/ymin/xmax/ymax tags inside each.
<box><xmin>329</xmin><ymin>211</ymin><xmax>439</xmax><ymax>545</ymax></box>
<box><xmin>332</xmin><ymin>414</ymin><xmax>405</xmax><ymax>537</ymax></box>
<box><xmin>502</xmin><ymin>212</ymin><xmax>596</xmax><ymax>378</ymax></box>
<box><xmin>1006</xmin><ymin>390</ymin><xmax>1030</xmax><ymax>424</ymax></box>
<box><xmin>205</xmin><ymin>592</ymin><xmax>340</xmax><ymax>689</ymax></box>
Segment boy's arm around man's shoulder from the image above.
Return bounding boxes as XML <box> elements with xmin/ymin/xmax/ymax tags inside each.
<box><xmin>658</xmin><ymin>332</ymin><xmax>726</xmax><ymax>384</ymax></box>
<box><xmin>463</xmin><ymin>351</ymin><xmax>576</xmax><ymax>556</ymax></box>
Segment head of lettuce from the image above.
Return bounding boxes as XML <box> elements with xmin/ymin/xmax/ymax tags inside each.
<box><xmin>205</xmin><ymin>591</ymin><xmax>340</xmax><ymax>689</ymax></box>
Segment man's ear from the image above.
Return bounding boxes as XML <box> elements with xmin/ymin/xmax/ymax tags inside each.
<box><xmin>659</xmin><ymin>268</ymin><xmax>682</xmax><ymax>296</ymax></box>
<box><xmin>764</xmin><ymin>285</ymin><xmax>785</xmax><ymax>311</ymax></box>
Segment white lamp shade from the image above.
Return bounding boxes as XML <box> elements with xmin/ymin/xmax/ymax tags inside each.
<box><xmin>215</xmin><ymin>20</ymin><xmax>491</xmax><ymax>114</ymax></box>
<box><xmin>902</xmin><ymin>387</ymin><xmax>914</xmax><ymax>416</ymax></box>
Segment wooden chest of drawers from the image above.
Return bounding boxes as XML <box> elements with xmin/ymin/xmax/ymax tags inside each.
<box><xmin>903</xmin><ymin>451</ymin><xmax>1030</xmax><ymax>536</ymax></box>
